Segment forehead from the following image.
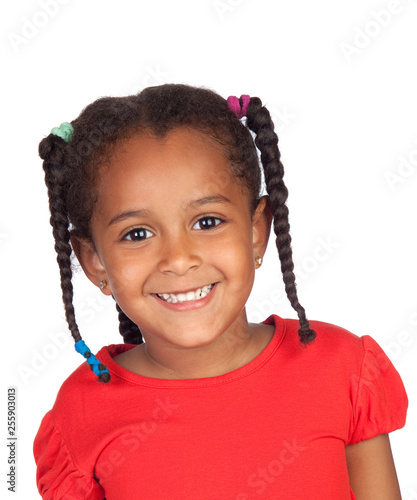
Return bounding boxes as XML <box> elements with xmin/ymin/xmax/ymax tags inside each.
<box><xmin>94</xmin><ymin>127</ymin><xmax>249</xmax><ymax>213</ymax></box>
<box><xmin>113</xmin><ymin>126</ymin><xmax>228</xmax><ymax>174</ymax></box>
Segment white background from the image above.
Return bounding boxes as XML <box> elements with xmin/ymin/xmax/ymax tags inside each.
<box><xmin>1</xmin><ymin>0</ymin><xmax>416</xmax><ymax>497</ymax></box>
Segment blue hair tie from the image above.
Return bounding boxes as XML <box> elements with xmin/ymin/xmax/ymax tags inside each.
<box><xmin>74</xmin><ymin>340</ymin><xmax>110</xmax><ymax>377</ymax></box>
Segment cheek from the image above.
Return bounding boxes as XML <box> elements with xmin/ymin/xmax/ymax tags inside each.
<box><xmin>209</xmin><ymin>230</ymin><xmax>255</xmax><ymax>282</ymax></box>
<box><xmin>104</xmin><ymin>254</ymin><xmax>145</xmax><ymax>294</ymax></box>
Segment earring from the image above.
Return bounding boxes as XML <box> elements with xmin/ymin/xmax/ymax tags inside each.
<box><xmin>255</xmin><ymin>256</ymin><xmax>263</xmax><ymax>268</ymax></box>
<box><xmin>99</xmin><ymin>280</ymin><xmax>107</xmax><ymax>290</ymax></box>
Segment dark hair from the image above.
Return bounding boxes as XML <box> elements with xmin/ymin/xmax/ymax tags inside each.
<box><xmin>39</xmin><ymin>84</ymin><xmax>316</xmax><ymax>383</ymax></box>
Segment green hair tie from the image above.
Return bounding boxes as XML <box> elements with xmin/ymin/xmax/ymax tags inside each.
<box><xmin>50</xmin><ymin>122</ymin><xmax>74</xmax><ymax>143</ymax></box>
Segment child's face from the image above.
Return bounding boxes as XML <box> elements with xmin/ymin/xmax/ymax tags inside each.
<box><xmin>76</xmin><ymin>127</ymin><xmax>270</xmax><ymax>349</ymax></box>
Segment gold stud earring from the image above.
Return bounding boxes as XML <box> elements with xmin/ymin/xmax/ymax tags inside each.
<box><xmin>99</xmin><ymin>280</ymin><xmax>107</xmax><ymax>290</ymax></box>
<box><xmin>255</xmin><ymin>256</ymin><xmax>263</xmax><ymax>268</ymax></box>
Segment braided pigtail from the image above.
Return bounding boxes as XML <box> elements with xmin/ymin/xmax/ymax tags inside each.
<box><xmin>39</xmin><ymin>124</ymin><xmax>111</xmax><ymax>382</ymax></box>
<box><xmin>115</xmin><ymin>303</ymin><xmax>143</xmax><ymax>345</ymax></box>
<box><xmin>39</xmin><ymin>85</ymin><xmax>317</xmax><ymax>383</ymax></box>
<box><xmin>244</xmin><ymin>98</ymin><xmax>316</xmax><ymax>344</ymax></box>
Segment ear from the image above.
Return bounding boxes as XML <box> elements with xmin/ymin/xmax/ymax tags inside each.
<box><xmin>252</xmin><ymin>196</ymin><xmax>272</xmax><ymax>262</ymax></box>
<box><xmin>70</xmin><ymin>236</ymin><xmax>112</xmax><ymax>296</ymax></box>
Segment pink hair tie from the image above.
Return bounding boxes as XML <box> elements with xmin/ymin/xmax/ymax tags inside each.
<box><xmin>227</xmin><ymin>94</ymin><xmax>250</xmax><ymax>119</ymax></box>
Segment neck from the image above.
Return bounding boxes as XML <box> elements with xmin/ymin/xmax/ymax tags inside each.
<box><xmin>130</xmin><ymin>313</ymin><xmax>274</xmax><ymax>380</ymax></box>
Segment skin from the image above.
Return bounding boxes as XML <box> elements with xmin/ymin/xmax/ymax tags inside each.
<box><xmin>73</xmin><ymin>126</ymin><xmax>403</xmax><ymax>496</ymax></box>
<box><xmin>73</xmin><ymin>127</ymin><xmax>274</xmax><ymax>379</ymax></box>
<box><xmin>345</xmin><ymin>434</ymin><xmax>402</xmax><ymax>499</ymax></box>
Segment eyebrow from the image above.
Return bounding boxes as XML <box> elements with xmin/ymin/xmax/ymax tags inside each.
<box><xmin>185</xmin><ymin>194</ymin><xmax>232</xmax><ymax>209</ymax></box>
<box><xmin>107</xmin><ymin>195</ymin><xmax>232</xmax><ymax>227</ymax></box>
<box><xmin>107</xmin><ymin>209</ymin><xmax>152</xmax><ymax>227</ymax></box>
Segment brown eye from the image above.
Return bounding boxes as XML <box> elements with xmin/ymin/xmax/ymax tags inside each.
<box><xmin>123</xmin><ymin>228</ymin><xmax>153</xmax><ymax>241</ymax></box>
<box><xmin>193</xmin><ymin>217</ymin><xmax>223</xmax><ymax>230</ymax></box>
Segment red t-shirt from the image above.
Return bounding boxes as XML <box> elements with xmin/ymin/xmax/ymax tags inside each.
<box><xmin>34</xmin><ymin>315</ymin><xmax>408</xmax><ymax>499</ymax></box>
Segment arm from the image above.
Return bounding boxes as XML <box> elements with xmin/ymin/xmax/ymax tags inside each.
<box><xmin>345</xmin><ymin>433</ymin><xmax>402</xmax><ymax>500</ymax></box>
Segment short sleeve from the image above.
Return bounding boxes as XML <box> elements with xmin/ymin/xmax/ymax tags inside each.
<box><xmin>33</xmin><ymin>411</ymin><xmax>105</xmax><ymax>500</ymax></box>
<box><xmin>348</xmin><ymin>335</ymin><xmax>408</xmax><ymax>445</ymax></box>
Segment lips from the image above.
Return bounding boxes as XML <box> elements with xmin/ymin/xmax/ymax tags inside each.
<box><xmin>156</xmin><ymin>284</ymin><xmax>214</xmax><ymax>303</ymax></box>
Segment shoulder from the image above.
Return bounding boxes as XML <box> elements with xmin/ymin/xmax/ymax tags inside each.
<box><xmin>51</xmin><ymin>344</ymin><xmax>132</xmax><ymax>422</ymax></box>
<box><xmin>308</xmin><ymin>317</ymin><xmax>365</xmax><ymax>359</ymax></box>
<box><xmin>268</xmin><ymin>315</ymin><xmax>408</xmax><ymax>443</ymax></box>
<box><xmin>261</xmin><ymin>315</ymin><xmax>375</xmax><ymax>395</ymax></box>
<box><xmin>268</xmin><ymin>314</ymin><xmax>366</xmax><ymax>363</ymax></box>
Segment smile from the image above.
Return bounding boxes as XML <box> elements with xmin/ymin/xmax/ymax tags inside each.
<box><xmin>156</xmin><ymin>284</ymin><xmax>214</xmax><ymax>303</ymax></box>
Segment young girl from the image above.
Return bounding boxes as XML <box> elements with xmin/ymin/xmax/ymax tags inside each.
<box><xmin>34</xmin><ymin>84</ymin><xmax>407</xmax><ymax>499</ymax></box>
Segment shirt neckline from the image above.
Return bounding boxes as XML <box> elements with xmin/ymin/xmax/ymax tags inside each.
<box><xmin>97</xmin><ymin>315</ymin><xmax>285</xmax><ymax>388</ymax></box>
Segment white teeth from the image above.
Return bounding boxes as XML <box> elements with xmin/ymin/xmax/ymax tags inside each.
<box><xmin>157</xmin><ymin>284</ymin><xmax>214</xmax><ymax>303</ymax></box>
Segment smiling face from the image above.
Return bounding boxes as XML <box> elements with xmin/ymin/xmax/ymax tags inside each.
<box><xmin>75</xmin><ymin>127</ymin><xmax>270</xmax><ymax>352</ymax></box>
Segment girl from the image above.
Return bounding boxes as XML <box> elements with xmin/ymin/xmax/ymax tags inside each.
<box><xmin>34</xmin><ymin>84</ymin><xmax>407</xmax><ymax>499</ymax></box>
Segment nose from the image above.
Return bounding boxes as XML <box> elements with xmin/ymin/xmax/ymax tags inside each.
<box><xmin>157</xmin><ymin>234</ymin><xmax>202</xmax><ymax>276</ymax></box>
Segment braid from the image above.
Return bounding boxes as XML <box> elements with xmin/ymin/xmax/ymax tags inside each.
<box><xmin>245</xmin><ymin>98</ymin><xmax>316</xmax><ymax>344</ymax></box>
<box><xmin>40</xmin><ymin>85</ymin><xmax>317</xmax><ymax>383</ymax></box>
<box><xmin>40</xmin><ymin>135</ymin><xmax>81</xmax><ymax>342</ymax></box>
<box><xmin>39</xmin><ymin>133</ymin><xmax>111</xmax><ymax>382</ymax></box>
<box><xmin>115</xmin><ymin>303</ymin><xmax>143</xmax><ymax>345</ymax></box>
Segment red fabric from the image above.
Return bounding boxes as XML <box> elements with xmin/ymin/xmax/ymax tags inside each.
<box><xmin>33</xmin><ymin>315</ymin><xmax>408</xmax><ymax>499</ymax></box>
